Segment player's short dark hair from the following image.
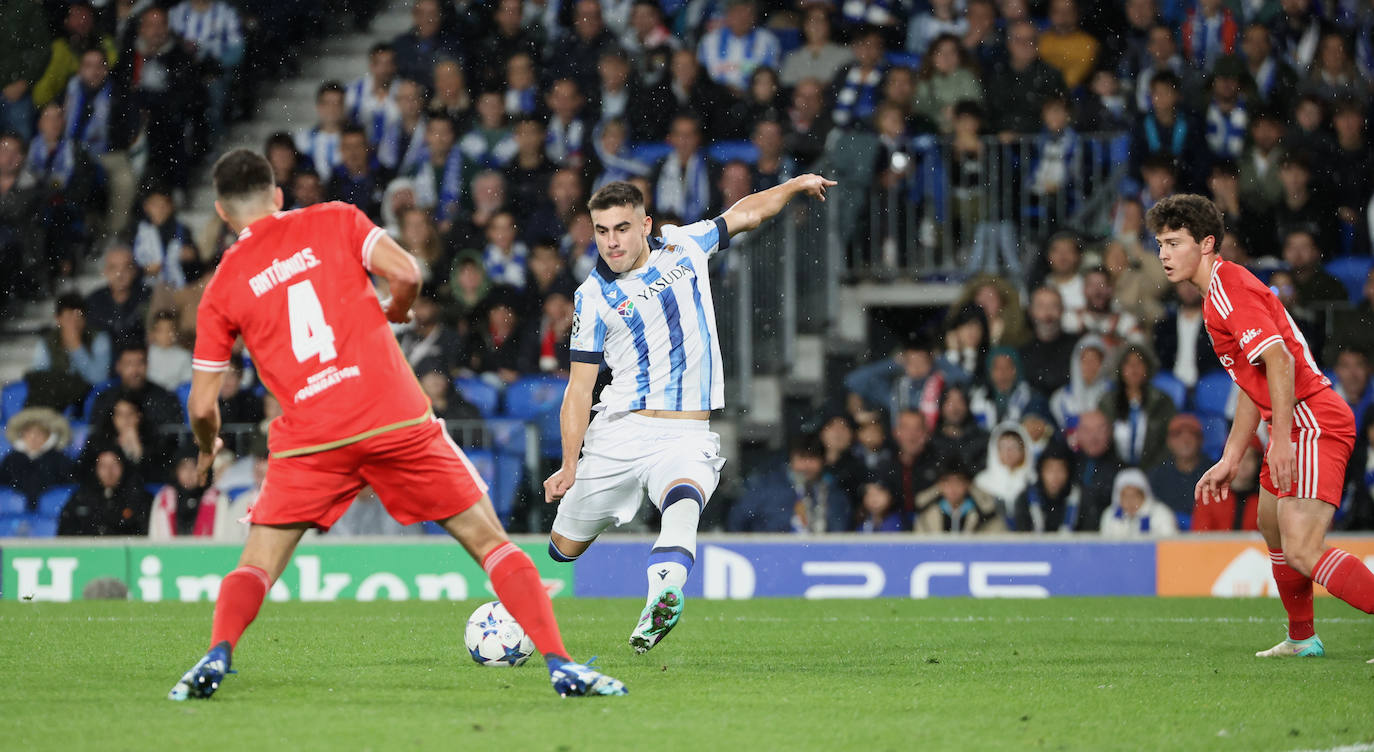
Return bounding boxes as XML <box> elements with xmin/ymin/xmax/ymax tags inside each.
<box><xmin>316</xmin><ymin>81</ymin><xmax>345</xmax><ymax>101</ymax></box>
<box><xmin>213</xmin><ymin>148</ymin><xmax>276</xmax><ymax>202</ymax></box>
<box><xmin>1145</xmin><ymin>193</ymin><xmax>1225</xmax><ymax>245</ymax></box>
<box><xmin>55</xmin><ymin>292</ymin><xmax>87</xmax><ymax>315</ymax></box>
<box><xmin>587</xmin><ymin>181</ymin><xmax>645</xmax><ymax>212</ymax></box>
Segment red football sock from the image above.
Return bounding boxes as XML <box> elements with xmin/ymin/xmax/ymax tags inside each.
<box><xmin>1313</xmin><ymin>548</ymin><xmax>1374</xmax><ymax>614</ymax></box>
<box><xmin>1269</xmin><ymin>549</ymin><xmax>1315</xmax><ymax>640</ymax></box>
<box><xmin>483</xmin><ymin>542</ymin><xmax>569</xmax><ymax>661</ymax></box>
<box><xmin>210</xmin><ymin>565</ymin><xmax>270</xmax><ymax>651</ymax></box>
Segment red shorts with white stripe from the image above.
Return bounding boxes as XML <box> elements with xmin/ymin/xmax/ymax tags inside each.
<box><xmin>250</xmin><ymin>417</ymin><xmax>488</xmax><ymax>530</ymax></box>
<box><xmin>1259</xmin><ymin>388</ymin><xmax>1355</xmax><ymax>505</ymax></box>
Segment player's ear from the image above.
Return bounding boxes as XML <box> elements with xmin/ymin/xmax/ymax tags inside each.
<box><xmin>272</xmin><ymin>186</ymin><xmax>284</xmax><ymax>211</ymax></box>
<box><xmin>1200</xmin><ymin>234</ymin><xmax>1216</xmax><ymax>255</ymax></box>
<box><xmin>641</xmin><ymin>211</ymin><xmax>653</xmax><ymax>237</ymax></box>
<box><xmin>213</xmin><ymin>200</ymin><xmax>230</xmax><ymax>225</ymax></box>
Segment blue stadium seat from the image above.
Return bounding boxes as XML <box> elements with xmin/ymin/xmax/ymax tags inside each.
<box><xmin>885</xmin><ymin>51</ymin><xmax>921</xmax><ymax>69</ymax></box>
<box><xmin>82</xmin><ymin>379</ymin><xmax>118</xmax><ymax>421</ymax></box>
<box><xmin>0</xmin><ymin>488</ymin><xmax>26</xmax><ymax>515</ymax></box>
<box><xmin>37</xmin><ymin>485</ymin><xmax>74</xmax><ymax>517</ymax></box>
<box><xmin>66</xmin><ymin>422</ymin><xmax>89</xmax><ymax>460</ymax></box>
<box><xmin>454</xmin><ymin>377</ymin><xmax>500</xmax><ymax>417</ymax></box>
<box><xmin>1151</xmin><ymin>373</ymin><xmax>1186</xmax><ymax>410</ymax></box>
<box><xmin>707</xmin><ymin>140</ymin><xmax>759</xmax><ymax>165</ymax></box>
<box><xmin>224</xmin><ymin>485</ymin><xmax>252</xmax><ymax>500</ymax></box>
<box><xmin>1194</xmin><ymin>371</ymin><xmax>1234</xmax><ymax>417</ymax></box>
<box><xmin>0</xmin><ymin>514</ymin><xmax>24</xmax><ymax>537</ymax></box>
<box><xmin>145</xmin><ymin>483</ymin><xmax>165</xmax><ymax>496</ymax></box>
<box><xmin>486</xmin><ymin>417</ymin><xmax>530</xmax><ymax>456</ymax></box>
<box><xmin>504</xmin><ymin>376</ymin><xmax>567</xmax><ymax>419</ymax></box>
<box><xmin>2</xmin><ymin>380</ymin><xmax>27</xmax><ymax>423</ymax></box>
<box><xmin>1324</xmin><ymin>256</ymin><xmax>1373</xmax><ymax>304</ymax></box>
<box><xmin>629</xmin><ymin>142</ymin><xmax>673</xmax><ymax>165</ymax></box>
<box><xmin>0</xmin><ymin>431</ymin><xmax>10</xmax><ymax>458</ymax></box>
<box><xmin>7</xmin><ymin>513</ymin><xmax>58</xmax><ymax>537</ymax></box>
<box><xmin>774</xmin><ymin>26</ymin><xmax>802</xmax><ymax>54</ymax></box>
<box><xmin>176</xmin><ymin>382</ymin><xmax>193</xmax><ymax>417</ymax></box>
<box><xmin>492</xmin><ymin>453</ymin><xmax>525</xmax><ymax>525</ymax></box>
<box><xmin>1200</xmin><ymin>415</ymin><xmax>1229</xmax><ymax>462</ymax></box>
<box><xmin>1175</xmin><ymin>512</ymin><xmax>1191</xmax><ymax>532</ymax></box>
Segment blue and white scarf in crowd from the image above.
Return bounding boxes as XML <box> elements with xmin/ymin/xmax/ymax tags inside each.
<box><xmin>590</xmin><ymin>129</ymin><xmax>650</xmax><ymax>192</ymax></box>
<box><xmin>1023</xmin><ymin>485</ymin><xmax>1080</xmax><ymax>533</ymax></box>
<box><xmin>133</xmin><ymin>220</ymin><xmax>192</xmax><ymax>288</ymax></box>
<box><xmin>1251</xmin><ymin>56</ymin><xmax>1278</xmax><ymax>100</ymax></box>
<box><xmin>832</xmin><ymin>65</ymin><xmax>885</xmax><ymax>127</ymax></box>
<box><xmin>25</xmin><ymin>137</ymin><xmax>76</xmax><ymax>190</ymax></box>
<box><xmin>346</xmin><ymin>74</ymin><xmax>399</xmax><ymax>145</ymax></box>
<box><xmin>655</xmin><ymin>152</ymin><xmax>711</xmax><ymax>223</ymax></box>
<box><xmin>698</xmin><ymin>27</ymin><xmax>779</xmax><ymax>90</ymax></box>
<box><xmin>63</xmin><ymin>77</ymin><xmax>111</xmax><ymax>154</ymax></box>
<box><xmin>1205</xmin><ymin>100</ymin><xmax>1248</xmax><ymax>159</ymax></box>
<box><xmin>1111</xmin><ymin>504</ymin><xmax>1154</xmax><ymax>533</ymax></box>
<box><xmin>1143</xmin><ymin>114</ymin><xmax>1188</xmax><ymax>157</ymax></box>
<box><xmin>1031</xmin><ymin>127</ymin><xmax>1080</xmax><ymax>196</ymax></box>
<box><xmin>545</xmin><ymin>116</ymin><xmax>587</xmax><ymax>166</ymax></box>
<box><xmin>459</xmin><ymin>129</ymin><xmax>519</xmax><ymax>170</ymax></box>
<box><xmin>504</xmin><ymin>87</ymin><xmax>539</xmax><ymax>116</ymax></box>
<box><xmin>294</xmin><ymin>127</ymin><xmax>341</xmax><ymax>178</ymax></box>
<box><xmin>376</xmin><ymin>114</ymin><xmax>426</xmax><ymax>173</ymax></box>
<box><xmin>484</xmin><ymin>242</ymin><xmax>530</xmax><ymax>289</ymax></box>
<box><xmin>168</xmin><ymin>0</ymin><xmax>243</xmax><ymax>62</ymax></box>
<box><xmin>842</xmin><ymin>0</ymin><xmax>897</xmax><ymax>27</ymax></box>
<box><xmin>1185</xmin><ymin>12</ymin><xmax>1228</xmax><ymax>70</ymax></box>
<box><xmin>410</xmin><ymin>145</ymin><xmax>464</xmax><ymax>225</ymax></box>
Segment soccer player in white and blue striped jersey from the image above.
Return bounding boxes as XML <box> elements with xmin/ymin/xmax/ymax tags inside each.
<box><xmin>544</xmin><ymin>174</ymin><xmax>835</xmax><ymax>653</ymax></box>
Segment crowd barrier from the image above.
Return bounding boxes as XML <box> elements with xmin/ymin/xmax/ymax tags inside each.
<box><xmin>4</xmin><ymin>536</ymin><xmax>1373</xmax><ymax>602</ymax></box>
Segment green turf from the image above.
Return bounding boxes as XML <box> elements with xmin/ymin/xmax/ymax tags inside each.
<box><xmin>2</xmin><ymin>598</ymin><xmax>1372</xmax><ymax>751</ymax></box>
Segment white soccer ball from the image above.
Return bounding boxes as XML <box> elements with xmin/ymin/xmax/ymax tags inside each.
<box><xmin>464</xmin><ymin>600</ymin><xmax>535</xmax><ymax>667</ymax></box>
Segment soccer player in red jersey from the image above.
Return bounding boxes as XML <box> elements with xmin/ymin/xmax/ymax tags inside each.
<box><xmin>168</xmin><ymin>149</ymin><xmax>625</xmax><ymax>699</ymax></box>
<box><xmin>1150</xmin><ymin>194</ymin><xmax>1374</xmax><ymax>659</ymax></box>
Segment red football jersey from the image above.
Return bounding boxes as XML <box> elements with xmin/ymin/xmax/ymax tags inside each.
<box><xmin>192</xmin><ymin>202</ymin><xmax>430</xmax><ymax>456</ymax></box>
<box><xmin>1202</xmin><ymin>258</ymin><xmax>1331</xmax><ymax>421</ymax></box>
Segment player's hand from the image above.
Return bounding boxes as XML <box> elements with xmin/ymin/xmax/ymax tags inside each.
<box><xmin>196</xmin><ymin>437</ymin><xmax>223</xmax><ymax>486</ymax></box>
<box><xmin>1268</xmin><ymin>436</ymin><xmax>1296</xmax><ymax>496</ymax></box>
<box><xmin>380</xmin><ymin>297</ymin><xmax>413</xmax><ymax>324</ymax></box>
<box><xmin>1194</xmin><ymin>458</ymin><xmax>1238</xmax><ymax>505</ymax></box>
<box><xmin>543</xmin><ymin>466</ymin><xmax>575</xmax><ymax>504</ymax></box>
<box><xmin>792</xmin><ymin>174</ymin><xmax>837</xmax><ymax>201</ymax></box>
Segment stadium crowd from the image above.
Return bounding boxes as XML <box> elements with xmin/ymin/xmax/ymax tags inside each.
<box><xmin>1</xmin><ymin>0</ymin><xmax>1373</xmax><ymax>538</ymax></box>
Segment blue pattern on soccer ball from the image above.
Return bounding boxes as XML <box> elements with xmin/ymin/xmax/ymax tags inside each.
<box><xmin>469</xmin><ymin>645</ymin><xmax>485</xmax><ymax>663</ymax></box>
<box><xmin>502</xmin><ymin>643</ymin><xmax>526</xmax><ymax>666</ymax></box>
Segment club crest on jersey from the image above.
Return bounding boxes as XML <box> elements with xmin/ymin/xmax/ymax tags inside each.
<box><xmin>1239</xmin><ymin>328</ymin><xmax>1262</xmax><ymax>347</ymax></box>
<box><xmin>616</xmin><ymin>300</ymin><xmax>636</xmax><ymax>318</ymax></box>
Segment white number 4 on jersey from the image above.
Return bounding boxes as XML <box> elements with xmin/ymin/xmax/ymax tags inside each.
<box><xmin>287</xmin><ymin>280</ymin><xmax>337</xmax><ymax>363</ymax></box>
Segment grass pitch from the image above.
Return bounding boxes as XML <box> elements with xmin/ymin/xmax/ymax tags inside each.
<box><xmin>2</xmin><ymin>597</ymin><xmax>1372</xmax><ymax>751</ymax></box>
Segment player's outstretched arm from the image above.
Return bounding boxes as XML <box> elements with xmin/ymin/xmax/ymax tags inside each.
<box><xmin>719</xmin><ymin>174</ymin><xmax>837</xmax><ymax>236</ymax></box>
<box><xmin>543</xmin><ymin>362</ymin><xmax>599</xmax><ymax>504</ymax></box>
<box><xmin>369</xmin><ymin>234</ymin><xmax>423</xmax><ymax>324</ymax></box>
<box><xmin>188</xmin><ymin>369</ymin><xmax>226</xmax><ymax>484</ymax></box>
<box><xmin>1196</xmin><ymin>389</ymin><xmax>1260</xmax><ymax>505</ymax></box>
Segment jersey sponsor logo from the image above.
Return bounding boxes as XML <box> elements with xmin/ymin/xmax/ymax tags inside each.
<box><xmin>294</xmin><ymin>364</ymin><xmax>361</xmax><ymax>403</ymax></box>
<box><xmin>248</xmin><ymin>247</ymin><xmax>321</xmax><ymax>297</ymax></box>
<box><xmin>1219</xmin><ymin>355</ymin><xmax>1234</xmax><ymax>368</ymax></box>
<box><xmin>1239</xmin><ymin>328</ymin><xmax>1263</xmax><ymax>347</ymax></box>
<box><xmin>636</xmin><ymin>263</ymin><xmax>696</xmax><ymax>302</ymax></box>
<box><xmin>615</xmin><ymin>299</ymin><xmax>636</xmax><ymax>318</ymax></box>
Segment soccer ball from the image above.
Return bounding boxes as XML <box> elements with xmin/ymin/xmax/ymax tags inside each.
<box><xmin>464</xmin><ymin>601</ymin><xmax>535</xmax><ymax>667</ymax></box>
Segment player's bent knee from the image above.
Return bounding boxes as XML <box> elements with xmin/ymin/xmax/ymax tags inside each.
<box><xmin>1283</xmin><ymin>547</ymin><xmax>1322</xmax><ymax>577</ymax></box>
<box><xmin>548</xmin><ymin>532</ymin><xmax>592</xmax><ymax>561</ymax></box>
<box><xmin>660</xmin><ymin>482</ymin><xmax>705</xmax><ymax>512</ymax></box>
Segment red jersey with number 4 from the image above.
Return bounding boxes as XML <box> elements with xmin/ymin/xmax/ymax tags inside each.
<box><xmin>1202</xmin><ymin>257</ymin><xmax>1331</xmax><ymax>421</ymax></box>
<box><xmin>192</xmin><ymin>202</ymin><xmax>429</xmax><ymax>456</ymax></box>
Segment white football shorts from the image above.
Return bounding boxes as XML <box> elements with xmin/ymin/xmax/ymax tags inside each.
<box><xmin>552</xmin><ymin>411</ymin><xmax>726</xmax><ymax>542</ymax></box>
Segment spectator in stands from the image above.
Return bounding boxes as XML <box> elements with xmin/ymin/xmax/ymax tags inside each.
<box><xmin>1329</xmin><ymin>100</ymin><xmax>1372</xmax><ymax>255</ymax></box>
<box><xmin>471</xmin><ymin>0</ymin><xmax>543</xmax><ymax>92</ymax></box>
<box><xmin>328</xmin><ymin>125</ymin><xmax>390</xmax><ymax>222</ymax></box>
<box><xmin>1099</xmin><ymin>344</ymin><xmax>1175</xmax><ymax>469</ymax></box>
<box><xmin>1273</xmin><ymin>155</ymin><xmax>1338</xmax><ymax>257</ymax></box>
<box><xmin>849</xmin><ymin>410</ymin><xmax>897</xmax><ymax>487</ymax></box>
<box><xmin>750</xmin><ymin>119</ymin><xmax>794</xmax><ymax>192</ymax></box>
<box><xmin>448</xmin><ymin>169</ymin><xmax>506</xmax><ymax>254</ymax></box>
<box><xmin>1050</xmin><ymin>334</ymin><xmax>1110</xmax><ymax>441</ymax></box>
<box><xmin>621</xmin><ymin>0</ymin><xmax>678</xmax><ymax>89</ymax></box>
<box><xmin>31</xmin><ymin>292</ymin><xmax>111</xmax><ymax>390</ymax></box>
<box><xmin>1147</xmin><ymin>413</ymin><xmax>1209</xmax><ymax>517</ymax></box>
<box><xmin>1181</xmin><ymin>0</ymin><xmax>1239</xmax><ymax>72</ymax></box>
<box><xmin>974</xmin><ymin>421</ymin><xmax>1035</xmax><ymax>517</ymax></box>
<box><xmin>1117</xmin><ymin>0</ymin><xmax>1160</xmax><ymax>84</ymax></box>
<box><xmin>818</xmin><ymin>412</ymin><xmax>864</xmax><ymax>500</ymax></box>
<box><xmin>145</xmin><ymin>310</ymin><xmax>190</xmax><ymax>391</ymax></box>
<box><xmin>399</xmin><ymin>290</ymin><xmax>465</xmax><ymax>376</ymax></box>
<box><xmin>27</xmin><ymin>101</ymin><xmax>101</xmax><ymax>274</ymax></box>
<box><xmin>418</xmin><ymin>370</ymin><xmax>482</xmax><ymax>423</ymax></box>
<box><xmin>652</xmin><ymin>114</ymin><xmax>716</xmax><ymax>224</ymax></box>
<box><xmin>427</xmin><ymin>59</ymin><xmax>470</xmax><ymax>126</ymax></box>
<box><xmin>890</xmin><ymin>408</ymin><xmax>941</xmax><ymax>527</ymax></box>
<box><xmin>1302</xmin><ymin>31</ymin><xmax>1369</xmax><ymax>107</ymax></box>
<box><xmin>588</xmin><ymin>120</ymin><xmax>649</xmax><ymax>194</ymax></box>
<box><xmin>1283</xmin><ymin>229</ymin><xmax>1346</xmax><ymax>304</ymax></box>
<box><xmin>90</xmin><ymin>342</ymin><xmax>183</xmax><ymax>427</ymax></box>
<box><xmin>294</xmin><ymin>81</ymin><xmax>346</xmax><ymax>180</ymax></box>
<box><xmin>64</xmin><ymin>48</ymin><xmax>138</xmax><ymax>237</ymax></box>
<box><xmin>216</xmin><ymin>354</ymin><xmax>262</xmax><ymax>427</ymax></box>
<box><xmin>1076</xmin><ymin>68</ymin><xmax>1131</xmax><ymax>132</ymax></box>
<box><xmin>696</xmin><ymin>0</ymin><xmax>779</xmax><ymax>95</ymax></box>
<box><xmin>446</xmin><ymin>250</ymin><xmax>491</xmax><ymax>332</ymax></box>
<box><xmin>1131</xmin><ymin>25</ymin><xmax>1185</xmax><ymax>114</ymax></box>
<box><xmin>729</xmin><ymin>433</ymin><xmax>851</xmax><ymax>533</ymax></box>
<box><xmin>830</xmin><ymin>25</ymin><xmax>888</xmax><ymax>129</ymax></box>
<box><xmin>983</xmin><ymin>20</ymin><xmax>1066</xmax><ymax>135</ymax></box>
<box><xmin>77</xmin><ymin>395</ymin><xmax>167</xmax><ymax>488</ymax></box>
<box><xmin>33</xmin><ymin>2</ymin><xmax>119</xmax><ymax>110</ymax></box>
<box><xmin>1238</xmin><ymin>109</ymin><xmax>1285</xmax><ymax>217</ymax></box>
<box><xmin>522</xmin><ymin>288</ymin><xmax>575</xmax><ymax>375</ymax></box>
<box><xmin>1193</xmin><ymin>440</ymin><xmax>1262</xmax><ymax>530</ymax></box>
<box><xmin>132</xmin><ymin>184</ymin><xmax>200</xmax><ymax>301</ymax></box>
<box><xmin>1153</xmin><ymin>279</ymin><xmax>1221</xmax><ymax>395</ymax></box>
<box><xmin>845</xmin><ymin>336</ymin><xmax>947</xmax><ymax>428</ymax></box>
<box><xmin>346</xmin><ymin>42</ymin><xmax>399</xmax><ymax>147</ymax></box>
<box><xmin>289</xmin><ymin>170</ymin><xmax>324</xmax><ymax>209</ymax></box>
<box><xmin>593</xmin><ymin>50</ymin><xmax>654</xmax><ymax>140</ymax></box>
<box><xmin>781</xmin><ymin>6</ymin><xmax>852</xmax><ymax>89</ymax></box>
<box><xmin>1102</xmin><ymin>240</ymin><xmax>1168</xmax><ymax>330</ymax></box>
<box><xmin>0</xmin><ymin>407</ymin><xmax>73</xmax><ymax>510</ymax></box>
<box><xmin>1339</xmin><ymin>410</ymin><xmax>1374</xmax><ymax>531</ymax></box>
<box><xmin>57</xmin><ymin>447</ymin><xmax>152</xmax><ymax>536</ymax></box>
<box><xmin>377</xmin><ymin>79</ymin><xmax>426</xmax><ymax>174</ymax></box>
<box><xmin>1268</xmin><ymin>268</ymin><xmax>1325</xmax><ymax>354</ymax></box>
<box><xmin>716</xmin><ymin>160</ymin><xmax>753</xmax><ymax>214</ymax></box>
<box><xmin>907</xmin><ymin>0</ymin><xmax>966</xmax><ymax>56</ymax></box>
<box><xmin>914</xmin><ymin>457</ymin><xmax>1006</xmax><ymax>533</ymax></box>
<box><xmin>1026</xmin><ymin>95</ymin><xmax>1081</xmax><ymax>220</ymax></box>
<box><xmin>526</xmin><ymin>240</ymin><xmax>576</xmax><ymax>302</ymax></box>
<box><xmin>0</xmin><ymin>137</ymin><xmax>48</xmax><ymax>307</ymax></box>
<box><xmin>1014</xmin><ymin>439</ymin><xmax>1080</xmax><ymax>533</ymax></box>
<box><xmin>397</xmin><ymin>207</ymin><xmax>447</xmax><ymax>289</ymax></box>
<box><xmin>545</xmin><ymin>80</ymin><xmax>592</xmax><ymax>171</ymax></box>
<box><xmin>412</xmin><ymin>114</ymin><xmax>466</xmax><ymax>231</ymax></box>
<box><xmin>1099</xmin><ymin>468</ymin><xmax>1177</xmax><ymax>537</ymax></box>
<box><xmin>1284</xmin><ymin>94</ymin><xmax>1334</xmax><ymax>164</ymax></box>
<box><xmin>148</xmin><ymin>446</ymin><xmax>222</xmax><ymax>539</ymax></box>
<box><xmin>502</xmin><ymin>53</ymin><xmax>539</xmax><ymax>117</ymax></box>
<box><xmin>1207</xmin><ymin>160</ymin><xmax>1267</xmax><ymax>256</ymax></box>
<box><xmin>391</xmin><ymin>0</ymin><xmax>461</xmax><ymax>90</ymax></box>
<box><xmin>913</xmin><ymin>35</ymin><xmax>984</xmax><ymax>134</ymax></box>
<box><xmin>168</xmin><ymin>0</ymin><xmax>244</xmax><ymax>141</ymax></box>
<box><xmin>466</xmin><ymin>292</ymin><xmax>527</xmax><ymax>383</ymax></box>
<box><xmin>457</xmin><ymin>92</ymin><xmax>516</xmax><ymax>172</ymax></box>
<box><xmin>1332</xmin><ymin>346</ymin><xmax>1374</xmax><ymax>432</ymax></box>
<box><xmin>0</xmin><ymin>0</ymin><xmax>47</xmax><ymax>138</ymax></box>
<box><xmin>553</xmin><ymin>0</ymin><xmax>619</xmax><ymax>97</ymax></box>
<box><xmin>931</xmin><ymin>384</ymin><xmax>989</xmax><ymax>474</ymax></box>
<box><xmin>1019</xmin><ymin>286</ymin><xmax>1077</xmax><ymax>397</ymax></box>
<box><xmin>120</xmin><ymin>6</ymin><xmax>198</xmax><ymax>188</ymax></box>
<box><xmin>480</xmin><ymin>211</ymin><xmax>529</xmax><ymax>290</ymax></box>
<box><xmin>1073</xmin><ymin>409</ymin><xmax>1123</xmax><ymax>531</ymax></box>
<box><xmin>854</xmin><ymin>475</ymin><xmax>904</xmax><ymax>532</ymax></box>
<box><xmin>1131</xmin><ymin>72</ymin><xmax>1206</xmax><ymax>191</ymax></box>
<box><xmin>960</xmin><ymin>0</ymin><xmax>1002</xmax><ymax>67</ymax></box>
<box><xmin>1201</xmin><ymin>60</ymin><xmax>1249</xmax><ymax>163</ymax></box>
<box><xmin>1063</xmin><ymin>267</ymin><xmax>1145</xmax><ymax>348</ymax></box>
<box><xmin>1038</xmin><ymin>0</ymin><xmax>1100</xmax><ymax>89</ymax></box>
<box><xmin>1239</xmin><ymin>24</ymin><xmax>1298</xmax><ymax>112</ymax></box>
<box><xmin>85</xmin><ymin>243</ymin><xmax>149</xmax><ymax>347</ymax></box>
<box><xmin>1041</xmin><ymin>231</ymin><xmax>1086</xmax><ymax>324</ymax></box>
<box><xmin>783</xmin><ymin>77</ymin><xmax>833</xmax><ymax>168</ymax></box>
<box><xmin>970</xmin><ymin>347</ymin><xmax>1035</xmax><ymax>429</ymax></box>
<box><xmin>965</xmin><ymin>276</ymin><xmax>1031</xmax><ymax>348</ymax></box>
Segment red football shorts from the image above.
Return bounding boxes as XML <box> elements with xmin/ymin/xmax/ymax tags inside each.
<box><xmin>1259</xmin><ymin>388</ymin><xmax>1355</xmax><ymax>505</ymax></box>
<box><xmin>250</xmin><ymin>416</ymin><xmax>489</xmax><ymax>529</ymax></box>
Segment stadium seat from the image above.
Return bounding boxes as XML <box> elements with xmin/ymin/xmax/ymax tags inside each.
<box><xmin>465</xmin><ymin>448</ymin><xmax>496</xmax><ymax>486</ymax></box>
<box><xmin>454</xmin><ymin>377</ymin><xmax>500</xmax><ymax>417</ymax></box>
<box><xmin>629</xmin><ymin>142</ymin><xmax>673</xmax><ymax>165</ymax></box>
<box><xmin>0</xmin><ymin>431</ymin><xmax>10</xmax><ymax>458</ymax></box>
<box><xmin>2</xmin><ymin>380</ymin><xmax>28</xmax><ymax>423</ymax></box>
<box><xmin>14</xmin><ymin>513</ymin><xmax>58</xmax><ymax>537</ymax></box>
<box><xmin>1326</xmin><ymin>256</ymin><xmax>1373</xmax><ymax>304</ymax></box>
<box><xmin>82</xmin><ymin>379</ymin><xmax>118</xmax><ymax>421</ymax></box>
<box><xmin>1175</xmin><ymin>512</ymin><xmax>1191</xmax><ymax>532</ymax></box>
<box><xmin>0</xmin><ymin>488</ymin><xmax>26</xmax><ymax>515</ymax></box>
<box><xmin>146</xmin><ymin>483</ymin><xmax>165</xmax><ymax>496</ymax></box>
<box><xmin>504</xmin><ymin>376</ymin><xmax>567</xmax><ymax>419</ymax></box>
<box><xmin>486</xmin><ymin>417</ymin><xmax>530</xmax><ymax>456</ymax></box>
<box><xmin>224</xmin><ymin>485</ymin><xmax>252</xmax><ymax>500</ymax></box>
<box><xmin>1151</xmin><ymin>372</ymin><xmax>1186</xmax><ymax>410</ymax></box>
<box><xmin>492</xmin><ymin>453</ymin><xmax>525</xmax><ymax>525</ymax></box>
<box><xmin>1194</xmin><ymin>371</ymin><xmax>1234</xmax><ymax>417</ymax></box>
<box><xmin>707</xmin><ymin>140</ymin><xmax>759</xmax><ymax>165</ymax></box>
<box><xmin>66</xmin><ymin>422</ymin><xmax>89</xmax><ymax>460</ymax></box>
<box><xmin>1200</xmin><ymin>415</ymin><xmax>1228</xmax><ymax>462</ymax></box>
<box><xmin>0</xmin><ymin>514</ymin><xmax>24</xmax><ymax>537</ymax></box>
<box><xmin>36</xmin><ymin>485</ymin><xmax>74</xmax><ymax>517</ymax></box>
<box><xmin>176</xmin><ymin>382</ymin><xmax>193</xmax><ymax>417</ymax></box>
<box><xmin>885</xmin><ymin>51</ymin><xmax>921</xmax><ymax>69</ymax></box>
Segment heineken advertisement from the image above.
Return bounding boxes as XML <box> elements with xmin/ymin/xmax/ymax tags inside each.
<box><xmin>0</xmin><ymin>542</ymin><xmax>570</xmax><ymax>602</ymax></box>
